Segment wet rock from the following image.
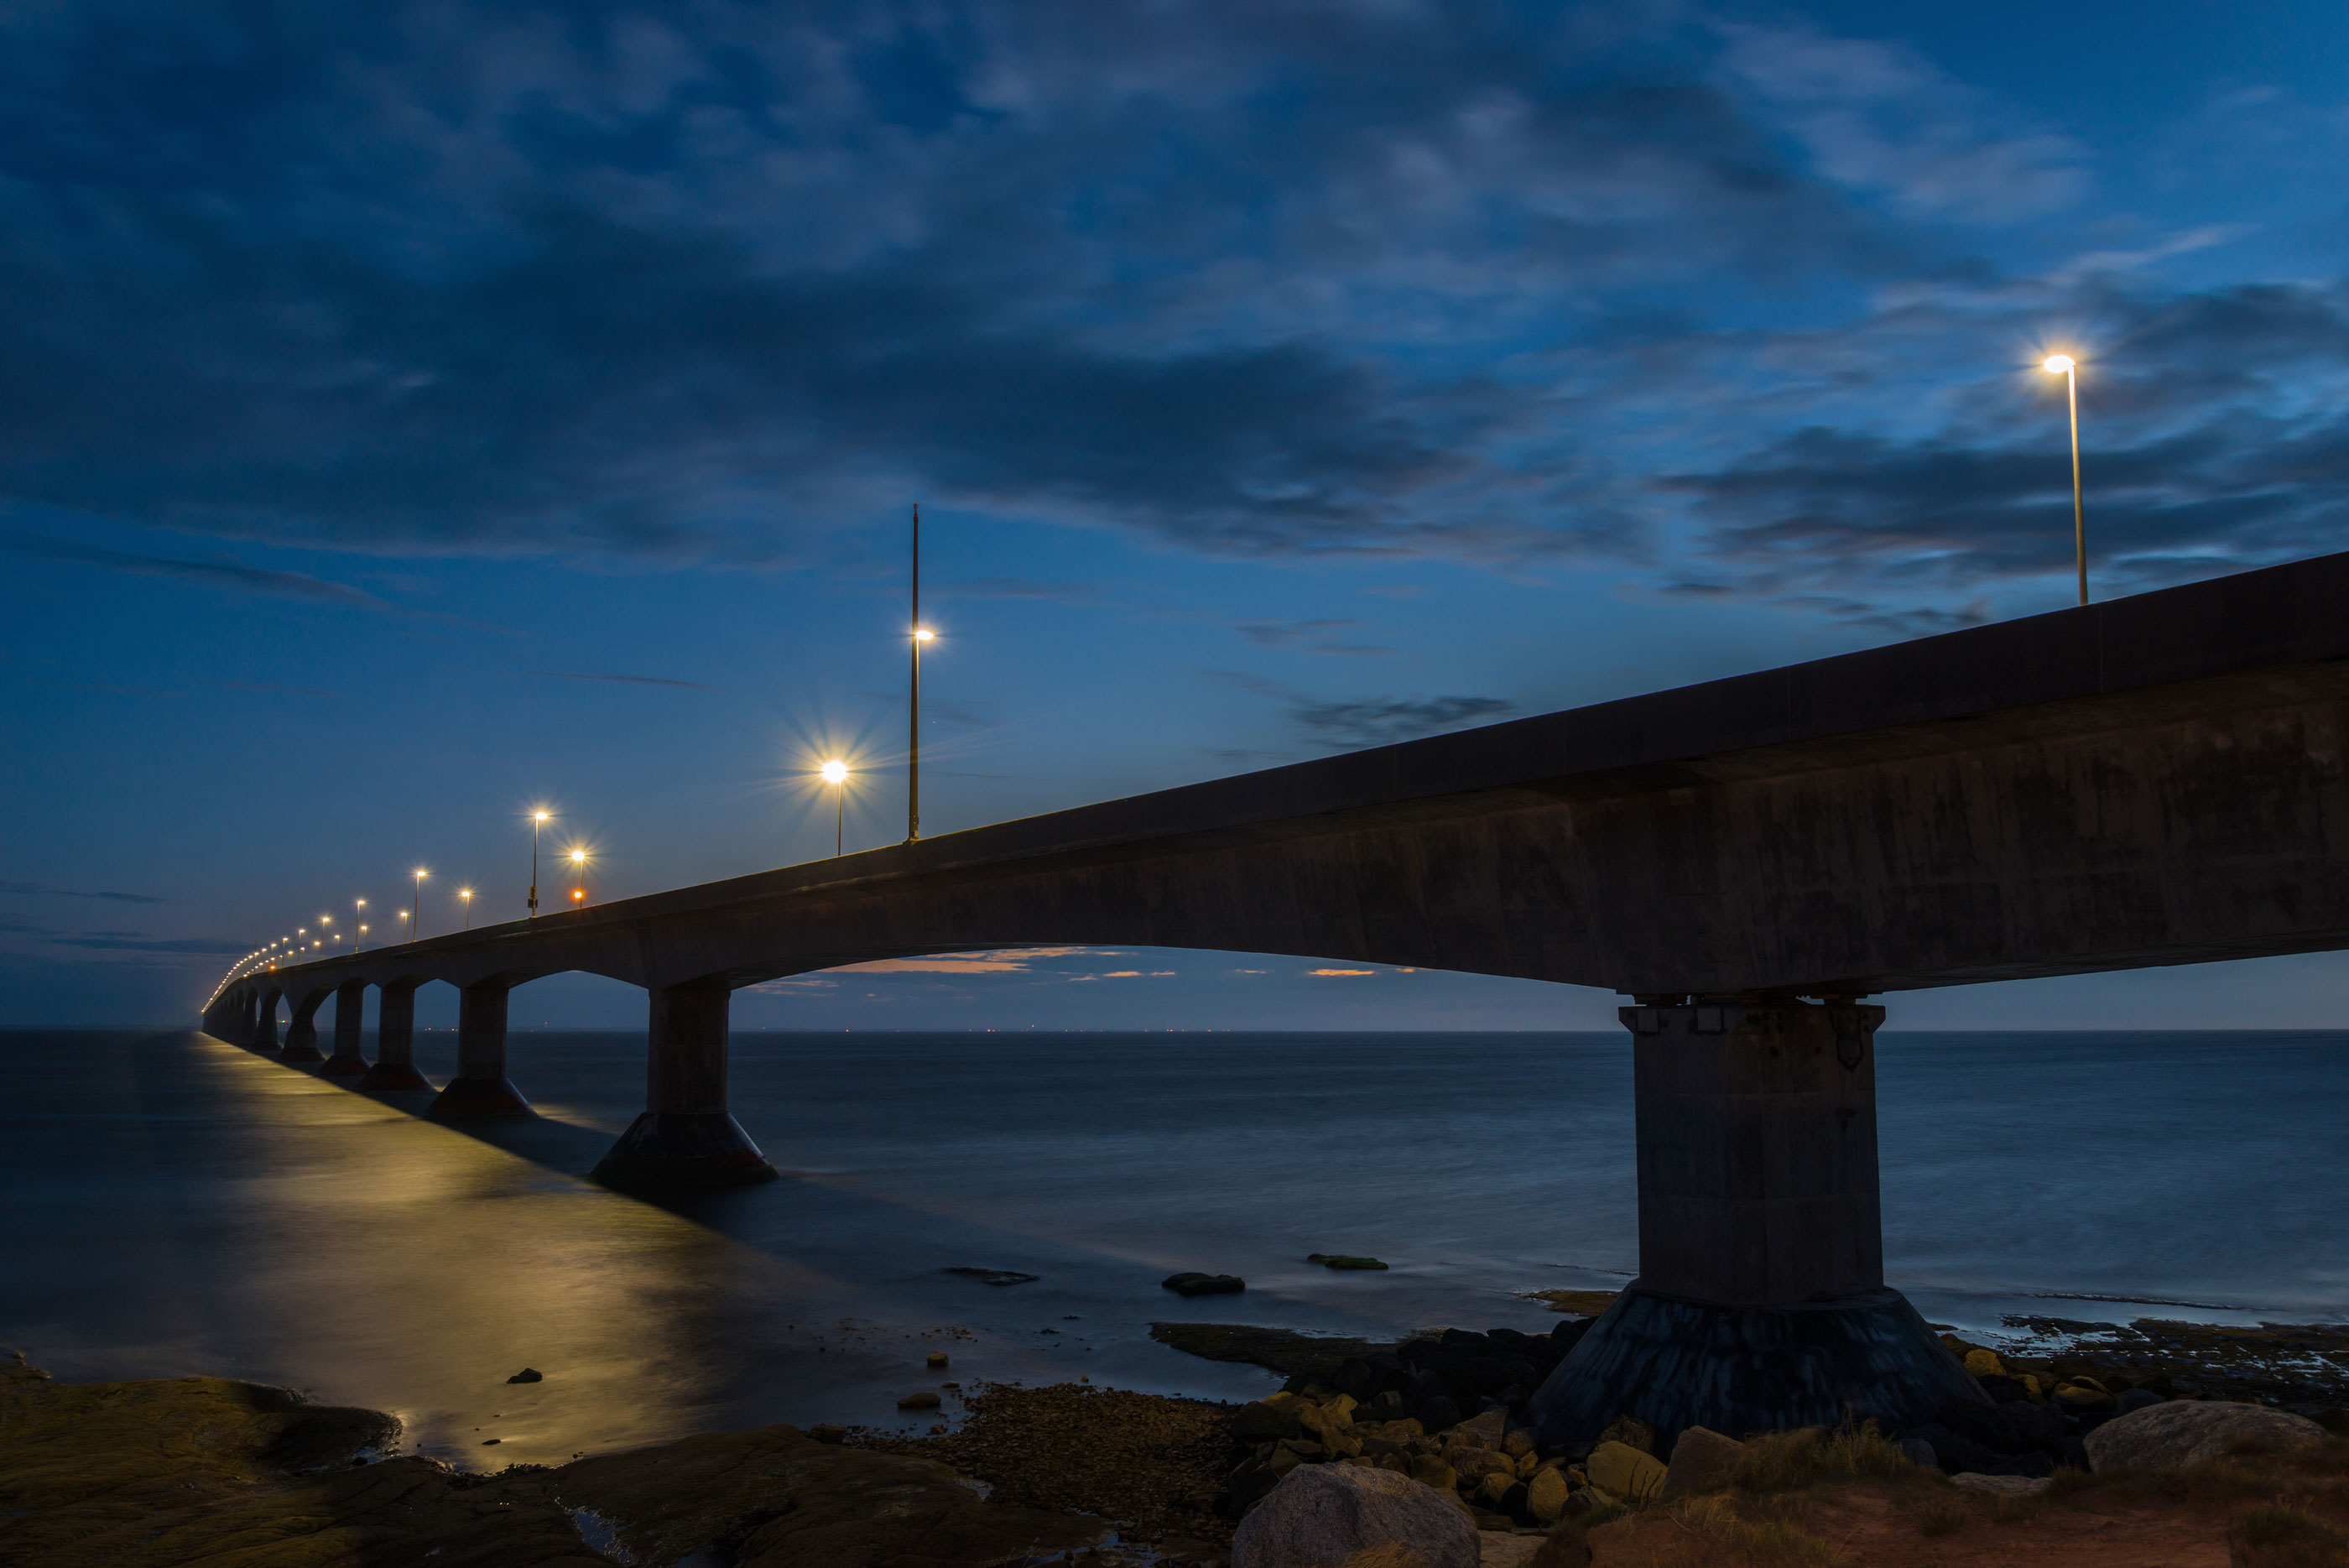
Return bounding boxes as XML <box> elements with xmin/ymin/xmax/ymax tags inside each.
<box><xmin>1596</xmin><ymin>1414</ymin><xmax>1657</xmax><ymax>1456</ymax></box>
<box><xmin>1409</xmin><ymin>1454</ymin><xmax>1459</xmax><ymax>1491</ymax></box>
<box><xmin>807</xmin><ymin>1424</ymin><xmax>846</xmax><ymax>1444</ymax></box>
<box><xmin>943</xmin><ymin>1268</ymin><xmax>1039</xmax><ymax>1286</ymax></box>
<box><xmin>1523</xmin><ymin>1465</ymin><xmax>1571</xmax><ymax>1524</ymax></box>
<box><xmin>1584</xmin><ymin>1440</ymin><xmax>1664</xmax><ymax>1504</ymax></box>
<box><xmin>505</xmin><ymin>1368</ymin><xmax>544</xmax><ymax>1384</ymax></box>
<box><xmin>1233</xmin><ymin>1461</ymin><xmax>1478</xmax><ymax>1568</ymax></box>
<box><xmin>1164</xmin><ymin>1273</ymin><xmax>1247</xmax><ymax>1297</ymax></box>
<box><xmin>2083</xmin><ymin>1399</ymin><xmax>2328</xmax><ymax>1472</ymax></box>
<box><xmin>2055</xmin><ymin>1381</ymin><xmax>2117</xmax><ymax>1413</ymax></box>
<box><xmin>1232</xmin><ymin>1402</ymin><xmax>1307</xmax><ymax>1445</ymax></box>
<box><xmin>897</xmin><ymin>1392</ymin><xmax>942</xmax><ymax>1410</ymax></box>
<box><xmin>1660</xmin><ymin>1425</ymin><xmax>1744</xmax><ymax>1498</ymax></box>
<box><xmin>1962</xmin><ymin>1347</ymin><xmax>2006</xmax><ymax>1378</ymax></box>
<box><xmin>1308</xmin><ymin>1254</ymin><xmax>1390</xmax><ymax>1271</ymax></box>
<box><xmin>927</xmin><ymin>1352</ymin><xmax>950</xmax><ymax>1369</ymax></box>
<box><xmin>480</xmin><ymin>1437</ymin><xmax>501</xmax><ymax>1446</ymax></box>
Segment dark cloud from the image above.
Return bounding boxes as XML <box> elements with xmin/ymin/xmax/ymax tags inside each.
<box><xmin>1289</xmin><ymin>695</ymin><xmax>1517</xmax><ymax>749</ymax></box>
<box><xmin>0</xmin><ymin>880</ymin><xmax>167</xmax><ymax>903</ymax></box>
<box><xmin>0</xmin><ymin>534</ymin><xmax>393</xmax><ymax>609</ymax></box>
<box><xmin>530</xmin><ymin>669</ymin><xmax>719</xmax><ymax>691</ymax></box>
<box><xmin>43</xmin><ymin>935</ymin><xmax>251</xmax><ymax>955</ymax></box>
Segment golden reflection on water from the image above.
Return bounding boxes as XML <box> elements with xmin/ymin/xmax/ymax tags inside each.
<box><xmin>190</xmin><ymin>1039</ymin><xmax>871</xmax><ymax>1466</ymax></box>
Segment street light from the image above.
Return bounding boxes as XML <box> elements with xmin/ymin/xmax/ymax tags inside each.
<box><xmin>569</xmin><ymin>847</ymin><xmax>588</xmax><ymax>908</ymax></box>
<box><xmin>411</xmin><ymin>869</ymin><xmax>428</xmax><ymax>940</ymax></box>
<box><xmin>355</xmin><ymin>898</ymin><xmax>367</xmax><ymax>951</ymax></box>
<box><xmin>459</xmin><ymin>888</ymin><xmax>474</xmax><ymax>930</ymax></box>
<box><xmin>821</xmin><ymin>758</ymin><xmax>850</xmax><ymax>857</ymax></box>
<box><xmin>2044</xmin><ymin>354</ymin><xmax>2087</xmax><ymax>607</ymax></box>
<box><xmin>530</xmin><ymin>810</ymin><xmax>549</xmax><ymax>917</ymax></box>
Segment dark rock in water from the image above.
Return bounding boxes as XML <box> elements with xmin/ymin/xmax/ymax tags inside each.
<box><xmin>897</xmin><ymin>1391</ymin><xmax>942</xmax><ymax>1410</ymax></box>
<box><xmin>945</xmin><ymin>1268</ymin><xmax>1039</xmax><ymax>1287</ymax></box>
<box><xmin>505</xmin><ymin>1368</ymin><xmax>544</xmax><ymax>1385</ymax></box>
<box><xmin>1307</xmin><ymin>1253</ymin><xmax>1389</xmax><ymax>1270</ymax></box>
<box><xmin>1161</xmin><ymin>1272</ymin><xmax>1246</xmax><ymax>1297</ymax></box>
<box><xmin>2116</xmin><ymin>1388</ymin><xmax>2165</xmax><ymax>1415</ymax></box>
<box><xmin>808</xmin><ymin>1424</ymin><xmax>847</xmax><ymax>1444</ymax></box>
<box><xmin>481</xmin><ymin>1437</ymin><xmax>501</xmax><ymax>1446</ymax></box>
<box><xmin>1418</xmin><ymin>1394</ymin><xmax>1461</xmax><ymax>1432</ymax></box>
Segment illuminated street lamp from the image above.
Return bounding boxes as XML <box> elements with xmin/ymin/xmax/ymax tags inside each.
<box><xmin>529</xmin><ymin>810</ymin><xmax>550</xmax><ymax>917</ymax></box>
<box><xmin>569</xmin><ymin>848</ymin><xmax>588</xmax><ymax>908</ymax></box>
<box><xmin>412</xmin><ymin>868</ymin><xmax>429</xmax><ymax>940</ymax></box>
<box><xmin>821</xmin><ymin>758</ymin><xmax>850</xmax><ymax>857</ymax></box>
<box><xmin>2043</xmin><ymin>354</ymin><xmax>2087</xmax><ymax>606</ymax></box>
<box><xmin>459</xmin><ymin>888</ymin><xmax>474</xmax><ymax>930</ymax></box>
<box><xmin>355</xmin><ymin>898</ymin><xmax>367</xmax><ymax>951</ymax></box>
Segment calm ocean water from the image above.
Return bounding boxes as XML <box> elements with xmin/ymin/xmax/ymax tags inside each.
<box><xmin>2</xmin><ymin>1029</ymin><xmax>2343</xmax><ymax>1466</ymax></box>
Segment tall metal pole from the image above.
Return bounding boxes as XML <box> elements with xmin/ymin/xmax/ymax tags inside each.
<box><xmin>909</xmin><ymin>502</ymin><xmax>921</xmax><ymax>843</ymax></box>
<box><xmin>2066</xmin><ymin>364</ymin><xmax>2087</xmax><ymax>607</ymax></box>
<box><xmin>411</xmin><ymin>874</ymin><xmax>422</xmax><ymax>941</ymax></box>
<box><xmin>836</xmin><ymin>780</ymin><xmax>845</xmax><ymax>857</ymax></box>
<box><xmin>529</xmin><ymin>817</ymin><xmax>540</xmax><ymax>918</ymax></box>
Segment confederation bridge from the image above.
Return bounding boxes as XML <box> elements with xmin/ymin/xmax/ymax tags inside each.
<box><xmin>201</xmin><ymin>550</ymin><xmax>2349</xmax><ymax>1444</ymax></box>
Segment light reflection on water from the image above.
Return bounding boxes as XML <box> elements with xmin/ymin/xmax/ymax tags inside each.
<box><xmin>2</xmin><ymin>1028</ymin><xmax>2344</xmax><ymax>1467</ymax></box>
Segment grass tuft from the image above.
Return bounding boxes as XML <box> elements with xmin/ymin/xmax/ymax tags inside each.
<box><xmin>1913</xmin><ymin>1497</ymin><xmax>1970</xmax><ymax>1538</ymax></box>
<box><xmin>1733</xmin><ymin>1424</ymin><xmax>1919</xmax><ymax>1494</ymax></box>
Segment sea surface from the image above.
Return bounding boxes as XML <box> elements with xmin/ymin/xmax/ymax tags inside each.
<box><xmin>2</xmin><ymin>1029</ymin><xmax>2343</xmax><ymax>1467</ymax></box>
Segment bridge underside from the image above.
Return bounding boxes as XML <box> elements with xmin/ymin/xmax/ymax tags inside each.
<box><xmin>199</xmin><ymin>551</ymin><xmax>2349</xmax><ymax>1446</ymax></box>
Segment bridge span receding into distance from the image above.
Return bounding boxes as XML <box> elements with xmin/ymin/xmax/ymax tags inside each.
<box><xmin>200</xmin><ymin>548</ymin><xmax>2349</xmax><ymax>1446</ymax></box>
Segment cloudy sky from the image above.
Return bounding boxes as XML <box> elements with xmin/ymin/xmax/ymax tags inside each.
<box><xmin>7</xmin><ymin>0</ymin><xmax>2348</xmax><ymax>1028</ymax></box>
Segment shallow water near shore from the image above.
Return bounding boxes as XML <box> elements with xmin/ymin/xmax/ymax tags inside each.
<box><xmin>2</xmin><ymin>1028</ymin><xmax>2344</xmax><ymax>1468</ymax></box>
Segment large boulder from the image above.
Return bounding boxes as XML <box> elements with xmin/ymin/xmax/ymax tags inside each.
<box><xmin>2083</xmin><ymin>1401</ymin><xmax>2329</xmax><ymax>1472</ymax></box>
<box><xmin>1660</xmin><ymin>1426</ymin><xmax>1744</xmax><ymax>1498</ymax></box>
<box><xmin>1584</xmin><ymin>1440</ymin><xmax>1665</xmax><ymax>1504</ymax></box>
<box><xmin>1232</xmin><ymin>1461</ymin><xmax>1478</xmax><ymax>1568</ymax></box>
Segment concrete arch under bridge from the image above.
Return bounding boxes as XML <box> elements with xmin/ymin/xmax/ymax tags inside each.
<box><xmin>202</xmin><ymin>550</ymin><xmax>2349</xmax><ymax>1451</ymax></box>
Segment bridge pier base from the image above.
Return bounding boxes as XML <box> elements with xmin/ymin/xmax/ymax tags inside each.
<box><xmin>1527</xmin><ymin>998</ymin><xmax>1981</xmax><ymax>1450</ymax></box>
<box><xmin>357</xmin><ymin>980</ymin><xmax>430</xmax><ymax>1091</ymax></box>
<box><xmin>425</xmin><ymin>982</ymin><xmax>533</xmax><ymax>1117</ymax></box>
<box><xmin>279</xmin><ymin>989</ymin><xmax>327</xmax><ymax>1063</ymax></box>
<box><xmin>321</xmin><ymin>981</ymin><xmax>369</xmax><ymax>1076</ymax></box>
<box><xmin>591</xmin><ymin>980</ymin><xmax>777</xmax><ymax>1188</ymax></box>
<box><xmin>253</xmin><ymin>991</ymin><xmax>282</xmax><ymax>1053</ymax></box>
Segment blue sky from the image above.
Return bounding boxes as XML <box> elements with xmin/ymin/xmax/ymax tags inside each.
<box><xmin>5</xmin><ymin>0</ymin><xmax>2348</xmax><ymax>1028</ymax></box>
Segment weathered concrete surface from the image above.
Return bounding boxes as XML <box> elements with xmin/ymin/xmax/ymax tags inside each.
<box><xmin>354</xmin><ymin>979</ymin><xmax>429</xmax><ymax>1091</ymax></box>
<box><xmin>221</xmin><ymin>550</ymin><xmax>2349</xmax><ymax>1008</ymax></box>
<box><xmin>591</xmin><ymin>980</ymin><xmax>777</xmax><ymax>1187</ymax></box>
<box><xmin>423</xmin><ymin>981</ymin><xmax>530</xmax><ymax>1117</ymax></box>
<box><xmin>320</xmin><ymin>979</ymin><xmax>368</xmax><ymax>1076</ymax></box>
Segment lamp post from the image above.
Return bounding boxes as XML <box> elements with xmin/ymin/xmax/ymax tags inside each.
<box><xmin>2044</xmin><ymin>354</ymin><xmax>2087</xmax><ymax>607</ymax></box>
<box><xmin>355</xmin><ymin>898</ymin><xmax>367</xmax><ymax>951</ymax></box>
<box><xmin>411</xmin><ymin>868</ymin><xmax>428</xmax><ymax>940</ymax></box>
<box><xmin>909</xmin><ymin>503</ymin><xmax>934</xmax><ymax>843</ymax></box>
<box><xmin>821</xmin><ymin>758</ymin><xmax>849</xmax><ymax>857</ymax></box>
<box><xmin>530</xmin><ymin>810</ymin><xmax>549</xmax><ymax>917</ymax></box>
<box><xmin>459</xmin><ymin>888</ymin><xmax>473</xmax><ymax>930</ymax></box>
<box><xmin>320</xmin><ymin>914</ymin><xmax>335</xmax><ymax>952</ymax></box>
<box><xmin>570</xmin><ymin>848</ymin><xmax>587</xmax><ymax>908</ymax></box>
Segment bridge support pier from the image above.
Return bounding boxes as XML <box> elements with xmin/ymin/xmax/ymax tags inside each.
<box><xmin>424</xmin><ymin>982</ymin><xmax>533</xmax><ymax>1117</ymax></box>
<box><xmin>279</xmin><ymin>988</ymin><xmax>328</xmax><ymax>1063</ymax></box>
<box><xmin>237</xmin><ymin>988</ymin><xmax>259</xmax><ymax>1044</ymax></box>
<box><xmin>321</xmin><ymin>981</ymin><xmax>370</xmax><ymax>1076</ymax></box>
<box><xmin>1527</xmin><ymin>998</ymin><xmax>1981</xmax><ymax>1450</ymax></box>
<box><xmin>357</xmin><ymin>980</ymin><xmax>430</xmax><ymax>1091</ymax></box>
<box><xmin>253</xmin><ymin>990</ymin><xmax>282</xmax><ymax>1053</ymax></box>
<box><xmin>591</xmin><ymin>980</ymin><xmax>777</xmax><ymax>1188</ymax></box>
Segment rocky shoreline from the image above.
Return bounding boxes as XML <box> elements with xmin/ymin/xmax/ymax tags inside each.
<box><xmin>10</xmin><ymin>1296</ymin><xmax>2349</xmax><ymax>1567</ymax></box>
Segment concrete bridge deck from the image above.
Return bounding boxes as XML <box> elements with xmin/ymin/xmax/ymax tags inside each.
<box><xmin>201</xmin><ymin>548</ymin><xmax>2349</xmax><ymax>1447</ymax></box>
